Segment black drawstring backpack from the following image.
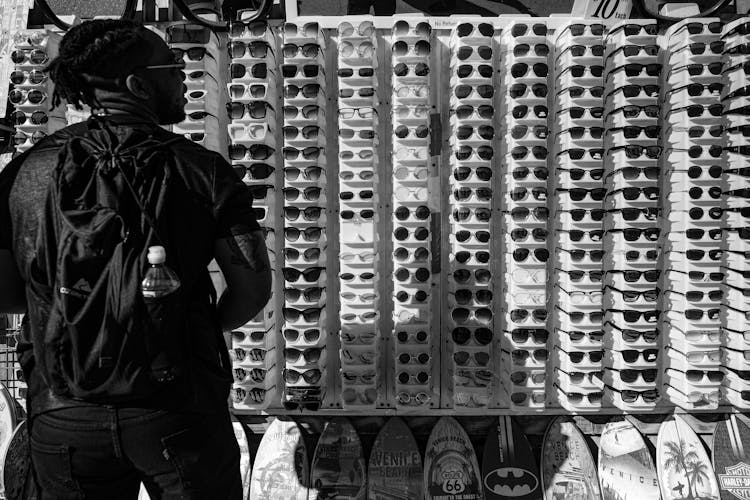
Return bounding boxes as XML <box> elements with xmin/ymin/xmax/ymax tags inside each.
<box><xmin>27</xmin><ymin>116</ymin><xmax>189</xmax><ymax>403</ymax></box>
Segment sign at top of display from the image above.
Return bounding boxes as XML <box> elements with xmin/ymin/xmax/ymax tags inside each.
<box><xmin>573</xmin><ymin>0</ymin><xmax>632</xmax><ymax>19</ymax></box>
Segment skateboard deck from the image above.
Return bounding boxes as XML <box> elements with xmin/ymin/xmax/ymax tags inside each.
<box><xmin>598</xmin><ymin>420</ymin><xmax>660</xmax><ymax>500</ymax></box>
<box><xmin>424</xmin><ymin>416</ymin><xmax>483</xmax><ymax>500</ymax></box>
<box><xmin>138</xmin><ymin>483</ymin><xmax>150</xmax><ymax>500</ymax></box>
<box><xmin>482</xmin><ymin>415</ymin><xmax>542</xmax><ymax>500</ymax></box>
<box><xmin>232</xmin><ymin>420</ymin><xmax>251</xmax><ymax>500</ymax></box>
<box><xmin>249</xmin><ymin>418</ymin><xmax>310</xmax><ymax>500</ymax></box>
<box><xmin>3</xmin><ymin>421</ymin><xmax>34</xmax><ymax>500</ymax></box>
<box><xmin>0</xmin><ymin>383</ymin><xmax>18</xmax><ymax>497</ymax></box>
<box><xmin>310</xmin><ymin>418</ymin><xmax>366</xmax><ymax>500</ymax></box>
<box><xmin>368</xmin><ymin>417</ymin><xmax>423</xmax><ymax>500</ymax></box>
<box><xmin>712</xmin><ymin>415</ymin><xmax>750</xmax><ymax>500</ymax></box>
<box><xmin>657</xmin><ymin>415</ymin><xmax>719</xmax><ymax>500</ymax></box>
<box><xmin>541</xmin><ymin>416</ymin><xmax>602</xmax><ymax>500</ymax></box>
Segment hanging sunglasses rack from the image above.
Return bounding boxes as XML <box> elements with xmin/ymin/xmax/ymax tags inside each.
<box><xmin>9</xmin><ymin>30</ymin><xmax>64</xmax><ymax>154</ymax></box>
<box><xmin>225</xmin><ymin>20</ymin><xmax>281</xmax><ymax>410</ymax></box>
<box><xmin>499</xmin><ymin>20</ymin><xmax>552</xmax><ymax>411</ymax></box>
<box><xmin>550</xmin><ymin>21</ymin><xmax>606</xmax><ymax>412</ymax></box>
<box><xmin>279</xmin><ymin>21</ymin><xmax>333</xmax><ymax>411</ymax></box>
<box><xmin>659</xmin><ymin>18</ymin><xmax>726</xmax><ymax>411</ymax></box>
<box><xmin>7</xmin><ymin>16</ymin><xmax>749</xmax><ymax>416</ymax></box>
<box><xmin>335</xmin><ymin>19</ymin><xmax>383</xmax><ymax>410</ymax></box>
<box><xmin>169</xmin><ymin>23</ymin><xmax>223</xmax><ymax>153</ymax></box>
<box><xmin>178</xmin><ymin>15</ymin><xmax>750</xmax><ymax>415</ymax></box>
<box><xmin>599</xmin><ymin>20</ymin><xmax>663</xmax><ymax>411</ymax></box>
<box><xmin>719</xmin><ymin>18</ymin><xmax>750</xmax><ymax>409</ymax></box>
<box><xmin>446</xmin><ymin>21</ymin><xmax>497</xmax><ymax>411</ymax></box>
<box><xmin>389</xmin><ymin>19</ymin><xmax>439</xmax><ymax>411</ymax></box>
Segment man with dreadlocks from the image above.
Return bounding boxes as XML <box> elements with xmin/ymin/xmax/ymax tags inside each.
<box><xmin>0</xmin><ymin>19</ymin><xmax>271</xmax><ymax>499</ymax></box>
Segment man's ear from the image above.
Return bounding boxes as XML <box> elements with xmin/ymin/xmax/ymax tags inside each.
<box><xmin>124</xmin><ymin>73</ymin><xmax>152</xmax><ymax>100</ymax></box>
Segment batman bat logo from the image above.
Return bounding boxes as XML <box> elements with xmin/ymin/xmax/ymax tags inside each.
<box><xmin>484</xmin><ymin>467</ymin><xmax>538</xmax><ymax>497</ymax></box>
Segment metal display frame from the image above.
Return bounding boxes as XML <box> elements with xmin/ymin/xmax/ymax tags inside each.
<box><xmin>224</xmin><ymin>14</ymin><xmax>749</xmax><ymax>416</ymax></box>
<box><xmin>0</xmin><ymin>8</ymin><xmax>747</xmax><ymax>419</ymax></box>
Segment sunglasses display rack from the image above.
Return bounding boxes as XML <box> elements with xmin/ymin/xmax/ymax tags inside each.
<box><xmin>7</xmin><ymin>16</ymin><xmax>749</xmax><ymax>416</ymax></box>
<box><xmin>719</xmin><ymin>18</ymin><xmax>750</xmax><ymax>409</ymax></box>
<box><xmin>498</xmin><ymin>20</ymin><xmax>551</xmax><ymax>411</ymax></box>
<box><xmin>660</xmin><ymin>19</ymin><xmax>726</xmax><ymax>411</ymax></box>
<box><xmin>600</xmin><ymin>20</ymin><xmax>664</xmax><ymax>411</ymax></box>
<box><xmin>447</xmin><ymin>21</ymin><xmax>497</xmax><ymax>410</ymax></box>
<box><xmin>336</xmin><ymin>20</ymin><xmax>382</xmax><ymax>409</ymax></box>
<box><xmin>390</xmin><ymin>19</ymin><xmax>438</xmax><ymax>411</ymax></box>
<box><xmin>9</xmin><ymin>30</ymin><xmax>64</xmax><ymax>154</ymax></box>
<box><xmin>226</xmin><ymin>21</ymin><xmax>280</xmax><ymax>410</ymax></box>
<box><xmin>168</xmin><ymin>24</ymin><xmax>224</xmax><ymax>154</ymax></box>
<box><xmin>281</xmin><ymin>21</ymin><xmax>331</xmax><ymax>411</ymax></box>
<box><xmin>550</xmin><ymin>21</ymin><xmax>606</xmax><ymax>412</ymax></box>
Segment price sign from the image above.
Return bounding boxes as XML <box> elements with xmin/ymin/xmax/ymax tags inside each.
<box><xmin>572</xmin><ymin>0</ymin><xmax>633</xmax><ymax>20</ymax></box>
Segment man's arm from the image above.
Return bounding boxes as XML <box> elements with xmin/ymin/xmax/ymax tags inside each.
<box><xmin>0</xmin><ymin>151</ymin><xmax>26</xmax><ymax>315</ymax></box>
<box><xmin>0</xmin><ymin>249</ymin><xmax>25</xmax><ymax>314</ymax></box>
<box><xmin>214</xmin><ymin>229</ymin><xmax>272</xmax><ymax>331</ymax></box>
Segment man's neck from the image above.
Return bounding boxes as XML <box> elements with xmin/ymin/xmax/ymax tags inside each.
<box><xmin>91</xmin><ymin>92</ymin><xmax>160</xmax><ymax>124</ymax></box>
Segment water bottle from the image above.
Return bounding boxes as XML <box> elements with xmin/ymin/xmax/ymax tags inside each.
<box><xmin>141</xmin><ymin>246</ymin><xmax>181</xmax><ymax>299</ymax></box>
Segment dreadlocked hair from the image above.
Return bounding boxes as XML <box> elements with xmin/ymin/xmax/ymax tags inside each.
<box><xmin>45</xmin><ymin>19</ymin><xmax>153</xmax><ymax>110</ymax></box>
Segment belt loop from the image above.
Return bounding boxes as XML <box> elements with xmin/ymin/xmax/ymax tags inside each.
<box><xmin>111</xmin><ymin>407</ymin><xmax>123</xmax><ymax>459</ymax></box>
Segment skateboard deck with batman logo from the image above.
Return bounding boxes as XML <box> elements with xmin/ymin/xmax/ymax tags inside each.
<box><xmin>424</xmin><ymin>416</ymin><xmax>483</xmax><ymax>500</ymax></box>
<box><xmin>541</xmin><ymin>416</ymin><xmax>602</xmax><ymax>500</ymax></box>
<box><xmin>712</xmin><ymin>415</ymin><xmax>750</xmax><ymax>500</ymax></box>
<box><xmin>482</xmin><ymin>415</ymin><xmax>542</xmax><ymax>499</ymax></box>
<box><xmin>368</xmin><ymin>417</ymin><xmax>423</xmax><ymax>500</ymax></box>
<box><xmin>598</xmin><ymin>420</ymin><xmax>660</xmax><ymax>500</ymax></box>
<box><xmin>310</xmin><ymin>418</ymin><xmax>366</xmax><ymax>500</ymax></box>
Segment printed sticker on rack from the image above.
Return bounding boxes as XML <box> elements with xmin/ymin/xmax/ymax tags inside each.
<box><xmin>718</xmin><ymin>462</ymin><xmax>750</xmax><ymax>500</ymax></box>
<box><xmin>484</xmin><ymin>467</ymin><xmax>538</xmax><ymax>498</ymax></box>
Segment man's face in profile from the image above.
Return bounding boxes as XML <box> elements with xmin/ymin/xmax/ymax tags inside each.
<box><xmin>135</xmin><ymin>28</ymin><xmax>187</xmax><ymax>125</ymax></box>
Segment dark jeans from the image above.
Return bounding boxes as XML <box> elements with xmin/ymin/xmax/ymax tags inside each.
<box><xmin>30</xmin><ymin>406</ymin><xmax>242</xmax><ymax>500</ymax></box>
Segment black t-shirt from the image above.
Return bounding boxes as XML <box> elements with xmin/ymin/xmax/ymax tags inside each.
<box><xmin>0</xmin><ymin>115</ymin><xmax>259</xmax><ymax>415</ymax></box>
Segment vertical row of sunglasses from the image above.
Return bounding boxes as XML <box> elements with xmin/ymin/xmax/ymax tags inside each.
<box><xmin>661</xmin><ymin>19</ymin><xmax>726</xmax><ymax>410</ymax></box>
<box><xmin>661</xmin><ymin>19</ymin><xmax>750</xmax><ymax>409</ymax></box>
<box><xmin>551</xmin><ymin>21</ymin><xmax>606</xmax><ymax>411</ymax></box>
<box><xmin>600</xmin><ymin>21</ymin><xmax>662</xmax><ymax>411</ymax></box>
<box><xmin>391</xmin><ymin>20</ymin><xmax>435</xmax><ymax>409</ymax></box>
<box><xmin>448</xmin><ymin>21</ymin><xmax>496</xmax><ymax>409</ymax></box>
<box><xmin>719</xmin><ymin>19</ymin><xmax>750</xmax><ymax>409</ymax></box>
<box><xmin>168</xmin><ymin>24</ymin><xmax>222</xmax><ymax>151</ymax></box>
<box><xmin>336</xmin><ymin>20</ymin><xmax>381</xmax><ymax>409</ymax></box>
<box><xmin>9</xmin><ymin>31</ymin><xmax>63</xmax><ymax>153</ymax></box>
<box><xmin>499</xmin><ymin>21</ymin><xmax>551</xmax><ymax>410</ymax></box>
<box><xmin>226</xmin><ymin>20</ymin><xmax>279</xmax><ymax>410</ymax></box>
<box><xmin>281</xmin><ymin>22</ymin><xmax>328</xmax><ymax>411</ymax></box>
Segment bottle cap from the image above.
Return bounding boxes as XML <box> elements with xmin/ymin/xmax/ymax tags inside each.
<box><xmin>147</xmin><ymin>246</ymin><xmax>166</xmax><ymax>264</ymax></box>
